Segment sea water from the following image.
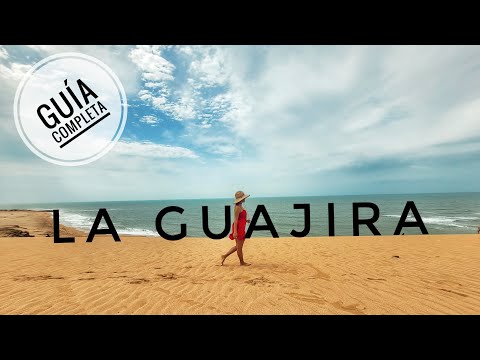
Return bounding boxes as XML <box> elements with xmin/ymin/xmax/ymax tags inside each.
<box><xmin>5</xmin><ymin>193</ymin><xmax>480</xmax><ymax>237</ymax></box>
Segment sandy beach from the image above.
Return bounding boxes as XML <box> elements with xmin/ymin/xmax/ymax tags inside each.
<box><xmin>0</xmin><ymin>210</ymin><xmax>480</xmax><ymax>314</ymax></box>
<box><xmin>0</xmin><ymin>210</ymin><xmax>86</xmax><ymax>238</ymax></box>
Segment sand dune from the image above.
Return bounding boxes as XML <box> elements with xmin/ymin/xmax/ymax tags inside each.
<box><xmin>1</xmin><ymin>210</ymin><xmax>480</xmax><ymax>314</ymax></box>
<box><xmin>1</xmin><ymin>227</ymin><xmax>480</xmax><ymax>314</ymax></box>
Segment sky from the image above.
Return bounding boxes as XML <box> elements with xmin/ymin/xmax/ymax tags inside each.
<box><xmin>1</xmin><ymin>45</ymin><xmax>480</xmax><ymax>204</ymax></box>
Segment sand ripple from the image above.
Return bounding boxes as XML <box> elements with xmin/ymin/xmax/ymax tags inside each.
<box><xmin>1</xmin><ymin>234</ymin><xmax>480</xmax><ymax>314</ymax></box>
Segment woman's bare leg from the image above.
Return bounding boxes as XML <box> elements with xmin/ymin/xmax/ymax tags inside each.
<box><xmin>235</xmin><ymin>239</ymin><xmax>251</xmax><ymax>266</ymax></box>
<box><xmin>221</xmin><ymin>245</ymin><xmax>237</xmax><ymax>265</ymax></box>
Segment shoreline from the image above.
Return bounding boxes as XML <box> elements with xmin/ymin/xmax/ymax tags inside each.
<box><xmin>0</xmin><ymin>209</ymin><xmax>156</xmax><ymax>238</ymax></box>
<box><xmin>1</xmin><ymin>209</ymin><xmax>477</xmax><ymax>239</ymax></box>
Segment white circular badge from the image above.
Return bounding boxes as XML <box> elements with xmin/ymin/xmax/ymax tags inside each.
<box><xmin>14</xmin><ymin>52</ymin><xmax>128</xmax><ymax>166</ymax></box>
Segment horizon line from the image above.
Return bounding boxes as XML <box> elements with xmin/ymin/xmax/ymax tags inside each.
<box><xmin>2</xmin><ymin>190</ymin><xmax>480</xmax><ymax>206</ymax></box>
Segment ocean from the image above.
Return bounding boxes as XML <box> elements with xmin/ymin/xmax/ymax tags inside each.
<box><xmin>4</xmin><ymin>193</ymin><xmax>480</xmax><ymax>237</ymax></box>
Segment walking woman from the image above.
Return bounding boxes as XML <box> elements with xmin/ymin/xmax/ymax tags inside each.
<box><xmin>221</xmin><ymin>191</ymin><xmax>251</xmax><ymax>266</ymax></box>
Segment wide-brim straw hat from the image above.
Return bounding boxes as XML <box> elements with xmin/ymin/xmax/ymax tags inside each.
<box><xmin>234</xmin><ymin>191</ymin><xmax>250</xmax><ymax>204</ymax></box>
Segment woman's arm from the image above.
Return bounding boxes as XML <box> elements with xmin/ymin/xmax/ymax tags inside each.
<box><xmin>233</xmin><ymin>205</ymin><xmax>241</xmax><ymax>240</ymax></box>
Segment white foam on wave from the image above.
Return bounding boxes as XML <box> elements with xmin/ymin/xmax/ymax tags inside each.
<box><xmin>117</xmin><ymin>228</ymin><xmax>158</xmax><ymax>236</ymax></box>
<box><xmin>384</xmin><ymin>214</ymin><xmax>416</xmax><ymax>219</ymax></box>
<box><xmin>421</xmin><ymin>217</ymin><xmax>471</xmax><ymax>228</ymax></box>
<box><xmin>77</xmin><ymin>208</ymin><xmax>125</xmax><ymax>212</ymax></box>
<box><xmin>383</xmin><ymin>214</ymin><xmax>477</xmax><ymax>228</ymax></box>
<box><xmin>452</xmin><ymin>216</ymin><xmax>478</xmax><ymax>220</ymax></box>
<box><xmin>60</xmin><ymin>211</ymin><xmax>158</xmax><ymax>236</ymax></box>
<box><xmin>60</xmin><ymin>211</ymin><xmax>95</xmax><ymax>230</ymax></box>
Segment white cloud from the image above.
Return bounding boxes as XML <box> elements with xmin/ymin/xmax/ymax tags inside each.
<box><xmin>342</xmin><ymin>100</ymin><xmax>398</xmax><ymax>132</ymax></box>
<box><xmin>0</xmin><ymin>47</ymin><xmax>8</xmax><ymax>60</ymax></box>
<box><xmin>187</xmin><ymin>46</ymin><xmax>231</xmax><ymax>87</ymax></box>
<box><xmin>4</xmin><ymin>45</ymin><xmax>480</xmax><ymax>203</ymax></box>
<box><xmin>207</xmin><ymin>143</ymin><xmax>236</xmax><ymax>154</ymax></box>
<box><xmin>0</xmin><ymin>62</ymin><xmax>31</xmax><ymax>81</ymax></box>
<box><xmin>130</xmin><ymin>45</ymin><xmax>199</xmax><ymax>121</ymax></box>
<box><xmin>199</xmin><ymin>120</ymin><xmax>211</xmax><ymax>129</ymax></box>
<box><xmin>199</xmin><ymin>45</ymin><xmax>480</xmax><ymax>178</ymax></box>
<box><xmin>189</xmin><ymin>134</ymin><xmax>238</xmax><ymax>156</ymax></box>
<box><xmin>139</xmin><ymin>115</ymin><xmax>160</xmax><ymax>126</ymax></box>
<box><xmin>26</xmin><ymin>45</ymin><xmax>56</xmax><ymax>53</ymax></box>
<box><xmin>129</xmin><ymin>45</ymin><xmax>175</xmax><ymax>82</ymax></box>
<box><xmin>131</xmin><ymin>45</ymin><xmax>242</xmax><ymax>125</ymax></box>
<box><xmin>145</xmin><ymin>82</ymin><xmax>163</xmax><ymax>88</ymax></box>
<box><xmin>113</xmin><ymin>140</ymin><xmax>198</xmax><ymax>159</ymax></box>
<box><xmin>159</xmin><ymin>90</ymin><xmax>196</xmax><ymax>120</ymax></box>
<box><xmin>17</xmin><ymin>45</ymin><xmax>141</xmax><ymax>95</ymax></box>
<box><xmin>152</xmin><ymin>96</ymin><xmax>167</xmax><ymax>108</ymax></box>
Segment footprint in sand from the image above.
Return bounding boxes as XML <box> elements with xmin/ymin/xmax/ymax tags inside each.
<box><xmin>128</xmin><ymin>278</ymin><xmax>151</xmax><ymax>284</ymax></box>
<box><xmin>14</xmin><ymin>275</ymin><xmax>65</xmax><ymax>281</ymax></box>
<box><xmin>286</xmin><ymin>292</ymin><xmax>326</xmax><ymax>305</ymax></box>
<box><xmin>153</xmin><ymin>287</ymin><xmax>170</xmax><ymax>295</ymax></box>
<box><xmin>78</xmin><ymin>278</ymin><xmax>96</xmax><ymax>281</ymax></box>
<box><xmin>332</xmin><ymin>301</ymin><xmax>365</xmax><ymax>315</ymax></box>
<box><xmin>157</xmin><ymin>273</ymin><xmax>179</xmax><ymax>280</ymax></box>
<box><xmin>245</xmin><ymin>276</ymin><xmax>275</xmax><ymax>286</ymax></box>
<box><xmin>306</xmin><ymin>264</ymin><xmax>330</xmax><ymax>280</ymax></box>
<box><xmin>280</xmin><ymin>283</ymin><xmax>300</xmax><ymax>289</ymax></box>
<box><xmin>436</xmin><ymin>280</ymin><xmax>462</xmax><ymax>287</ymax></box>
<box><xmin>438</xmin><ymin>288</ymin><xmax>468</xmax><ymax>297</ymax></box>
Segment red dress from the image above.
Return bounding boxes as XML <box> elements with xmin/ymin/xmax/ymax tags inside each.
<box><xmin>229</xmin><ymin>208</ymin><xmax>247</xmax><ymax>241</ymax></box>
